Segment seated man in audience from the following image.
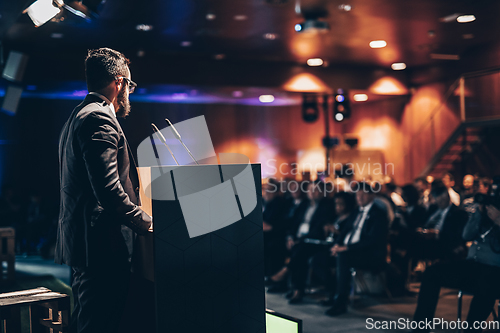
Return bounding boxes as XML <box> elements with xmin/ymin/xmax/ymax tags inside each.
<box><xmin>412</xmin><ymin>199</ymin><xmax>500</xmax><ymax>332</ymax></box>
<box><xmin>325</xmin><ymin>182</ymin><xmax>389</xmax><ymax>316</ymax></box>
<box><xmin>262</xmin><ymin>178</ymin><xmax>289</xmax><ymax>278</ymax></box>
<box><xmin>267</xmin><ymin>181</ymin><xmax>335</xmax><ymax>301</ymax></box>
<box><xmin>412</xmin><ymin>184</ymin><xmax>468</xmax><ymax>262</ymax></box>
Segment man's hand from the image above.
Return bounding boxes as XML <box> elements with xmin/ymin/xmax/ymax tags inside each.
<box><xmin>330</xmin><ymin>244</ymin><xmax>348</xmax><ymax>257</ymax></box>
<box><xmin>263</xmin><ymin>222</ymin><xmax>273</xmax><ymax>232</ymax></box>
<box><xmin>486</xmin><ymin>205</ymin><xmax>500</xmax><ymax>226</ymax></box>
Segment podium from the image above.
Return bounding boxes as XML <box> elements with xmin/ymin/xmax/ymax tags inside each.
<box><xmin>134</xmin><ymin>163</ymin><xmax>265</xmax><ymax>333</ymax></box>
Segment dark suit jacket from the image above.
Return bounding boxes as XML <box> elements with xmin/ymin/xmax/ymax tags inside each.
<box><xmin>289</xmin><ymin>198</ymin><xmax>336</xmax><ymax>241</ymax></box>
<box><xmin>437</xmin><ymin>204</ymin><xmax>468</xmax><ymax>252</ymax></box>
<box><xmin>337</xmin><ymin>202</ymin><xmax>389</xmax><ymax>262</ymax></box>
<box><xmin>56</xmin><ymin>94</ymin><xmax>151</xmax><ymax>268</ymax></box>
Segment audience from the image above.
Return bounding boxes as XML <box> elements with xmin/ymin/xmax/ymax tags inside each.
<box><xmin>412</xmin><ymin>193</ymin><xmax>500</xmax><ymax>332</ymax></box>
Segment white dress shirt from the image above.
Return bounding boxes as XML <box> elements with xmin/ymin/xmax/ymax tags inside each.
<box><xmin>344</xmin><ymin>201</ymin><xmax>374</xmax><ymax>245</ymax></box>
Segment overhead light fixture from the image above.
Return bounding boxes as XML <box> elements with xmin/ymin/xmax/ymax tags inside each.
<box><xmin>234</xmin><ymin>15</ymin><xmax>247</xmax><ymax>21</ymax></box>
<box><xmin>457</xmin><ymin>15</ymin><xmax>476</xmax><ymax>23</ymax></box>
<box><xmin>136</xmin><ymin>24</ymin><xmax>153</xmax><ymax>31</ymax></box>
<box><xmin>259</xmin><ymin>95</ymin><xmax>275</xmax><ymax>103</ymax></box>
<box><xmin>353</xmin><ymin>94</ymin><xmax>368</xmax><ymax>102</ymax></box>
<box><xmin>263</xmin><ymin>33</ymin><xmax>277</xmax><ymax>40</ymax></box>
<box><xmin>24</xmin><ymin>0</ymin><xmax>61</xmax><ymax>27</ymax></box>
<box><xmin>180</xmin><ymin>41</ymin><xmax>192</xmax><ymax>47</ymax></box>
<box><xmin>338</xmin><ymin>4</ymin><xmax>352</xmax><ymax>11</ymax></box>
<box><xmin>369</xmin><ymin>40</ymin><xmax>387</xmax><ymax>48</ymax></box>
<box><xmin>283</xmin><ymin>73</ymin><xmax>330</xmax><ymax>93</ymax></box>
<box><xmin>391</xmin><ymin>62</ymin><xmax>406</xmax><ymax>70</ymax></box>
<box><xmin>335</xmin><ymin>113</ymin><xmax>344</xmax><ymax>122</ymax></box>
<box><xmin>206</xmin><ymin>13</ymin><xmax>216</xmax><ymax>20</ymax></box>
<box><xmin>307</xmin><ymin>58</ymin><xmax>323</xmax><ymax>66</ymax></box>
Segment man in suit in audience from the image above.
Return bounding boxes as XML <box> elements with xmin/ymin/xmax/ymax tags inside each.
<box><xmin>263</xmin><ymin>179</ymin><xmax>289</xmax><ymax>278</ymax></box>
<box><xmin>57</xmin><ymin>48</ymin><xmax>152</xmax><ymax>333</ymax></box>
<box><xmin>267</xmin><ymin>181</ymin><xmax>335</xmax><ymax>298</ymax></box>
<box><xmin>326</xmin><ymin>182</ymin><xmax>389</xmax><ymax>316</ymax></box>
<box><xmin>412</xmin><ymin>184</ymin><xmax>468</xmax><ymax>262</ymax></box>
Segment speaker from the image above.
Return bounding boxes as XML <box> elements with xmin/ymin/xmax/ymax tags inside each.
<box><xmin>1</xmin><ymin>85</ymin><xmax>23</xmax><ymax>115</ymax></box>
<box><xmin>2</xmin><ymin>51</ymin><xmax>29</xmax><ymax>82</ymax></box>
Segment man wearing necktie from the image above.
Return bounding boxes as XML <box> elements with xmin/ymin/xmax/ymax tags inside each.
<box><xmin>326</xmin><ymin>182</ymin><xmax>389</xmax><ymax>316</ymax></box>
<box><xmin>412</xmin><ymin>184</ymin><xmax>468</xmax><ymax>262</ymax></box>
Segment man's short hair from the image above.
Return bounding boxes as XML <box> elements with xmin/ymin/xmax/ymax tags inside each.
<box><xmin>85</xmin><ymin>48</ymin><xmax>130</xmax><ymax>92</ymax></box>
<box><xmin>356</xmin><ymin>181</ymin><xmax>376</xmax><ymax>194</ymax></box>
<box><xmin>430</xmin><ymin>184</ymin><xmax>448</xmax><ymax>198</ymax></box>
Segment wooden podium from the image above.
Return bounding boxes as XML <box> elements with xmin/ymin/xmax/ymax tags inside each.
<box><xmin>134</xmin><ymin>164</ymin><xmax>265</xmax><ymax>333</ymax></box>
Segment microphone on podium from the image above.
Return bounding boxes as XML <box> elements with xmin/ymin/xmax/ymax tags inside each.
<box><xmin>165</xmin><ymin>118</ymin><xmax>199</xmax><ymax>165</ymax></box>
<box><xmin>151</xmin><ymin>123</ymin><xmax>179</xmax><ymax>166</ymax></box>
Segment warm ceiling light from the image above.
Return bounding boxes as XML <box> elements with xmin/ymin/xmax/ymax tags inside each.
<box><xmin>369</xmin><ymin>40</ymin><xmax>387</xmax><ymax>48</ymax></box>
<box><xmin>283</xmin><ymin>73</ymin><xmax>331</xmax><ymax>93</ymax></box>
<box><xmin>335</xmin><ymin>113</ymin><xmax>344</xmax><ymax>121</ymax></box>
<box><xmin>391</xmin><ymin>62</ymin><xmax>406</xmax><ymax>70</ymax></box>
<box><xmin>263</xmin><ymin>33</ymin><xmax>277</xmax><ymax>40</ymax></box>
<box><xmin>307</xmin><ymin>58</ymin><xmax>323</xmax><ymax>66</ymax></box>
<box><xmin>369</xmin><ymin>77</ymin><xmax>408</xmax><ymax>95</ymax></box>
<box><xmin>259</xmin><ymin>95</ymin><xmax>275</xmax><ymax>103</ymax></box>
<box><xmin>339</xmin><ymin>4</ymin><xmax>352</xmax><ymax>11</ymax></box>
<box><xmin>136</xmin><ymin>24</ymin><xmax>153</xmax><ymax>31</ymax></box>
<box><xmin>353</xmin><ymin>94</ymin><xmax>368</xmax><ymax>102</ymax></box>
<box><xmin>457</xmin><ymin>15</ymin><xmax>476</xmax><ymax>23</ymax></box>
<box><xmin>206</xmin><ymin>13</ymin><xmax>216</xmax><ymax>20</ymax></box>
<box><xmin>234</xmin><ymin>15</ymin><xmax>247</xmax><ymax>21</ymax></box>
<box><xmin>24</xmin><ymin>0</ymin><xmax>61</xmax><ymax>27</ymax></box>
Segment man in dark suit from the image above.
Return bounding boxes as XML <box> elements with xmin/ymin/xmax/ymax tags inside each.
<box><xmin>326</xmin><ymin>182</ymin><xmax>389</xmax><ymax>316</ymax></box>
<box><xmin>412</xmin><ymin>184</ymin><xmax>468</xmax><ymax>262</ymax></box>
<box><xmin>56</xmin><ymin>48</ymin><xmax>152</xmax><ymax>333</ymax></box>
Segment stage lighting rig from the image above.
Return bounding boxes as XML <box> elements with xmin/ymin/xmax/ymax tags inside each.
<box><xmin>294</xmin><ymin>0</ymin><xmax>329</xmax><ymax>33</ymax></box>
<box><xmin>24</xmin><ymin>0</ymin><xmax>95</xmax><ymax>27</ymax></box>
<box><xmin>302</xmin><ymin>93</ymin><xmax>319</xmax><ymax>123</ymax></box>
<box><xmin>333</xmin><ymin>89</ymin><xmax>351</xmax><ymax>122</ymax></box>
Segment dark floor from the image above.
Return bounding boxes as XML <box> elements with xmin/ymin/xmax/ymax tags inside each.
<box><xmin>11</xmin><ymin>256</ymin><xmax>499</xmax><ymax>333</ymax></box>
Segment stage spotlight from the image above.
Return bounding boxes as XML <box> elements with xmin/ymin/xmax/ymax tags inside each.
<box><xmin>295</xmin><ymin>20</ymin><xmax>329</xmax><ymax>33</ymax></box>
<box><xmin>302</xmin><ymin>94</ymin><xmax>319</xmax><ymax>123</ymax></box>
<box><xmin>24</xmin><ymin>0</ymin><xmax>62</xmax><ymax>27</ymax></box>
<box><xmin>333</xmin><ymin>89</ymin><xmax>351</xmax><ymax>122</ymax></box>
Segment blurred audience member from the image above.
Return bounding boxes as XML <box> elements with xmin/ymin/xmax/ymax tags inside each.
<box><xmin>442</xmin><ymin>173</ymin><xmax>461</xmax><ymax>206</ymax></box>
<box><xmin>461</xmin><ymin>174</ymin><xmax>475</xmax><ymax>201</ymax></box>
<box><xmin>263</xmin><ymin>179</ymin><xmax>289</xmax><ymax>277</ymax></box>
<box><xmin>411</xmin><ymin>184</ymin><xmax>468</xmax><ymax>262</ymax></box>
<box><xmin>325</xmin><ymin>182</ymin><xmax>389</xmax><ymax>316</ymax></box>
<box><xmin>268</xmin><ymin>181</ymin><xmax>335</xmax><ymax>302</ymax></box>
<box><xmin>414</xmin><ymin>177</ymin><xmax>431</xmax><ymax>211</ymax></box>
<box><xmin>313</xmin><ymin>191</ymin><xmax>357</xmax><ymax>305</ymax></box>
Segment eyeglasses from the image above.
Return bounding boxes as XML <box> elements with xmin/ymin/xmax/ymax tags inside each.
<box><xmin>117</xmin><ymin>77</ymin><xmax>137</xmax><ymax>93</ymax></box>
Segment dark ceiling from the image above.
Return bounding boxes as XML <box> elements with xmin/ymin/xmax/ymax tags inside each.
<box><xmin>1</xmin><ymin>0</ymin><xmax>500</xmax><ymax>85</ymax></box>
